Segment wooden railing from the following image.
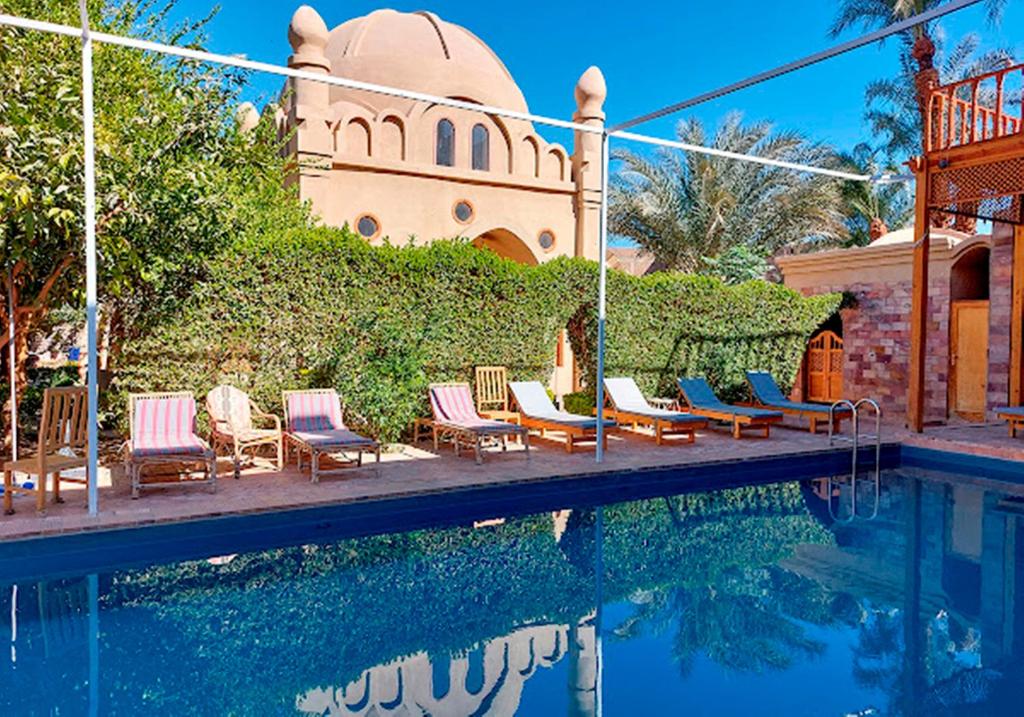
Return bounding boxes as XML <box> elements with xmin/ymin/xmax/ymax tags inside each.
<box><xmin>926</xmin><ymin>63</ymin><xmax>1023</xmax><ymax>152</ymax></box>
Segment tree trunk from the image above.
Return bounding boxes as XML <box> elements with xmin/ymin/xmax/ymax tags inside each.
<box><xmin>2</xmin><ymin>323</ymin><xmax>30</xmax><ymax>457</ymax></box>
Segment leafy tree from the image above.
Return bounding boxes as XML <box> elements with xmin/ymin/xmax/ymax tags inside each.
<box><xmin>609</xmin><ymin>113</ymin><xmax>847</xmax><ymax>274</ymax></box>
<box><xmin>836</xmin><ymin>143</ymin><xmax>913</xmax><ymax>245</ymax></box>
<box><xmin>830</xmin><ymin>0</ymin><xmax>1007</xmax><ymax>41</ymax></box>
<box><xmin>0</xmin><ymin>0</ymin><xmax>306</xmax><ymax>448</ymax></box>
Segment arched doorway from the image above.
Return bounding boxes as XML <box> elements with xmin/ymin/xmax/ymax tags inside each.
<box><xmin>805</xmin><ymin>330</ymin><xmax>844</xmax><ymax>403</ymax></box>
<box><xmin>472</xmin><ymin>229</ymin><xmax>539</xmax><ymax>266</ymax></box>
<box><xmin>948</xmin><ymin>245</ymin><xmax>990</xmax><ymax>420</ymax></box>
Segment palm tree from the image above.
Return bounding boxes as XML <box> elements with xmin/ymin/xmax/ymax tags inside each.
<box><xmin>836</xmin><ymin>143</ymin><xmax>913</xmax><ymax>245</ymax></box>
<box><xmin>830</xmin><ymin>0</ymin><xmax>1006</xmax><ymax>41</ymax></box>
<box><xmin>861</xmin><ymin>32</ymin><xmax>1015</xmax><ymax>159</ymax></box>
<box><xmin>831</xmin><ymin>1</ymin><xmax>1013</xmax><ymax>158</ymax></box>
<box><xmin>609</xmin><ymin>113</ymin><xmax>847</xmax><ymax>274</ymax></box>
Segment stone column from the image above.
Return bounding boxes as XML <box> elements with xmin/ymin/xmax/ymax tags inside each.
<box><xmin>987</xmin><ymin>223</ymin><xmax>1016</xmax><ymax>415</ymax></box>
<box><xmin>286</xmin><ymin>5</ymin><xmax>333</xmax><ymax>208</ymax></box>
<box><xmin>572</xmin><ymin>67</ymin><xmax>607</xmax><ymax>261</ymax></box>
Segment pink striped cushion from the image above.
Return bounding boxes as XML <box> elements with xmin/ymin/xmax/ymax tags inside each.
<box><xmin>132</xmin><ymin>396</ymin><xmax>206</xmax><ymax>457</ymax></box>
<box><xmin>430</xmin><ymin>385</ymin><xmax>481</xmax><ymax>424</ymax></box>
<box><xmin>287</xmin><ymin>391</ymin><xmax>344</xmax><ymax>433</ymax></box>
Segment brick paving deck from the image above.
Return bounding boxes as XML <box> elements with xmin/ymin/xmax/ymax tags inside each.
<box><xmin>1</xmin><ymin>417</ymin><xmax>1021</xmax><ymax>543</ymax></box>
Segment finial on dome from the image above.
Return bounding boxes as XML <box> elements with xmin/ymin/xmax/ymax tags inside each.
<box><xmin>288</xmin><ymin>5</ymin><xmax>329</xmax><ymax>56</ymax></box>
<box><xmin>235</xmin><ymin>102</ymin><xmax>259</xmax><ymax>133</ymax></box>
<box><xmin>574</xmin><ymin>66</ymin><xmax>606</xmax><ymax>120</ymax></box>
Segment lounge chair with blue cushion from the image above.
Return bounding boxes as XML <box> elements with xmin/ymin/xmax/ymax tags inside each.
<box><xmin>603</xmin><ymin>377</ymin><xmax>707</xmax><ymax>445</ymax></box>
<box><xmin>508</xmin><ymin>381</ymin><xmax>616</xmax><ymax>453</ymax></box>
<box><xmin>746</xmin><ymin>371</ymin><xmax>852</xmax><ymax>434</ymax></box>
<box><xmin>677</xmin><ymin>377</ymin><xmax>783</xmax><ymax>439</ymax></box>
<box><xmin>997</xmin><ymin>406</ymin><xmax>1024</xmax><ymax>438</ymax></box>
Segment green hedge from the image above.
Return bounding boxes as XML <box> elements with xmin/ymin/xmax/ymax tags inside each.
<box><xmin>566</xmin><ymin>270</ymin><xmax>841</xmax><ymax>402</ymax></box>
<box><xmin>116</xmin><ymin>228</ymin><xmax>589</xmax><ymax>441</ymax></box>
<box><xmin>116</xmin><ymin>228</ymin><xmax>839</xmax><ymax>439</ymax></box>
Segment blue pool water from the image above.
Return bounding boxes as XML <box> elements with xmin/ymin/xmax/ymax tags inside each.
<box><xmin>2</xmin><ymin>467</ymin><xmax>1023</xmax><ymax>716</ymax></box>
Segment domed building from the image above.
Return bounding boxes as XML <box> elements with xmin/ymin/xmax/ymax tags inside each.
<box><xmin>280</xmin><ymin>5</ymin><xmax>607</xmax><ymax>266</ymax></box>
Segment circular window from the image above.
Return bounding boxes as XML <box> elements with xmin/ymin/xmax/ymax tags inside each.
<box><xmin>538</xmin><ymin>230</ymin><xmax>556</xmax><ymax>251</ymax></box>
<box><xmin>356</xmin><ymin>214</ymin><xmax>380</xmax><ymax>239</ymax></box>
<box><xmin>453</xmin><ymin>200</ymin><xmax>475</xmax><ymax>224</ymax></box>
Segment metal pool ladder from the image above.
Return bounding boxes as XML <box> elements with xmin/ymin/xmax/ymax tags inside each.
<box><xmin>826</xmin><ymin>399</ymin><xmax>882</xmax><ymax>522</ymax></box>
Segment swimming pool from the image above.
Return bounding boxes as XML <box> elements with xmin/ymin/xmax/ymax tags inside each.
<box><xmin>2</xmin><ymin>465</ymin><xmax>1022</xmax><ymax>715</ymax></box>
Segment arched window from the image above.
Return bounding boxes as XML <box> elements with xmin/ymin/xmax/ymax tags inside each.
<box><xmin>471</xmin><ymin>123</ymin><xmax>489</xmax><ymax>171</ymax></box>
<box><xmin>436</xmin><ymin>119</ymin><xmax>455</xmax><ymax>167</ymax></box>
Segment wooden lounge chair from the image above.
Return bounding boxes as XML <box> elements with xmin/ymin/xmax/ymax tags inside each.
<box><xmin>207</xmin><ymin>385</ymin><xmax>284</xmax><ymax>480</ymax></box>
<box><xmin>603</xmin><ymin>377</ymin><xmax>707</xmax><ymax>445</ymax></box>
<box><xmin>3</xmin><ymin>386</ymin><xmax>89</xmax><ymax>515</ymax></box>
<box><xmin>475</xmin><ymin>365</ymin><xmax>519</xmax><ymax>423</ymax></box>
<box><xmin>676</xmin><ymin>377</ymin><xmax>783</xmax><ymax>439</ymax></box>
<box><xmin>746</xmin><ymin>371</ymin><xmax>852</xmax><ymax>434</ymax></box>
<box><xmin>997</xmin><ymin>406</ymin><xmax>1024</xmax><ymax>438</ymax></box>
<box><xmin>508</xmin><ymin>380</ymin><xmax>616</xmax><ymax>453</ymax></box>
<box><xmin>124</xmin><ymin>392</ymin><xmax>217</xmax><ymax>499</ymax></box>
<box><xmin>282</xmin><ymin>389</ymin><xmax>380</xmax><ymax>483</ymax></box>
<box><xmin>429</xmin><ymin>382</ymin><xmax>529</xmax><ymax>464</ymax></box>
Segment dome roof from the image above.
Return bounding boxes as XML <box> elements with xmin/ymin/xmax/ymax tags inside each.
<box><xmin>322</xmin><ymin>9</ymin><xmax>529</xmax><ymax>113</ymax></box>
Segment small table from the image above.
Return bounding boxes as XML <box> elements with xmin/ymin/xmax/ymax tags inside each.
<box><xmin>648</xmin><ymin>397</ymin><xmax>678</xmax><ymax>410</ymax></box>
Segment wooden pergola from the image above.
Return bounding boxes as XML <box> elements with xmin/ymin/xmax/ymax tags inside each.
<box><xmin>907</xmin><ymin>49</ymin><xmax>1024</xmax><ymax>431</ymax></box>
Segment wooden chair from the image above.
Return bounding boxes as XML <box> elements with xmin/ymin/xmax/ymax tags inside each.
<box><xmin>746</xmin><ymin>371</ymin><xmax>851</xmax><ymax>434</ymax></box>
<box><xmin>603</xmin><ymin>377</ymin><xmax>707</xmax><ymax>445</ymax></box>
<box><xmin>997</xmin><ymin>407</ymin><xmax>1024</xmax><ymax>437</ymax></box>
<box><xmin>677</xmin><ymin>377</ymin><xmax>784</xmax><ymax>439</ymax></box>
<box><xmin>282</xmin><ymin>389</ymin><xmax>379</xmax><ymax>483</ymax></box>
<box><xmin>206</xmin><ymin>385</ymin><xmax>283</xmax><ymax>480</ymax></box>
<box><xmin>3</xmin><ymin>386</ymin><xmax>89</xmax><ymax>515</ymax></box>
<box><xmin>508</xmin><ymin>380</ymin><xmax>614</xmax><ymax>454</ymax></box>
<box><xmin>474</xmin><ymin>366</ymin><xmax>519</xmax><ymax>423</ymax></box>
<box><xmin>124</xmin><ymin>392</ymin><xmax>217</xmax><ymax>499</ymax></box>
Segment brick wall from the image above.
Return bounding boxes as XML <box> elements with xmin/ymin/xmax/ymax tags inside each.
<box><xmin>986</xmin><ymin>224</ymin><xmax>1014</xmax><ymax>415</ymax></box>
<box><xmin>801</xmin><ymin>277</ymin><xmax>950</xmax><ymax>424</ymax></box>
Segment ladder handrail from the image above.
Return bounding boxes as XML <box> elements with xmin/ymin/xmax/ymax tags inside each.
<box><xmin>827</xmin><ymin>398</ymin><xmax>882</xmax><ymax>522</ymax></box>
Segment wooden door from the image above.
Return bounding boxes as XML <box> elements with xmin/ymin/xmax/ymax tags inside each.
<box><xmin>806</xmin><ymin>331</ymin><xmax>844</xmax><ymax>403</ymax></box>
<box><xmin>950</xmin><ymin>300</ymin><xmax>989</xmax><ymax>420</ymax></box>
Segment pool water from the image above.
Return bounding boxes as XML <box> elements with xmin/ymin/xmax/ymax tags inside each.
<box><xmin>2</xmin><ymin>469</ymin><xmax>1023</xmax><ymax>716</ymax></box>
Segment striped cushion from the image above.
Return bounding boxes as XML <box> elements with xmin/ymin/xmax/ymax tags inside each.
<box><xmin>291</xmin><ymin>429</ymin><xmax>375</xmax><ymax>448</ymax></box>
<box><xmin>132</xmin><ymin>396</ymin><xmax>206</xmax><ymax>457</ymax></box>
<box><xmin>430</xmin><ymin>385</ymin><xmax>481</xmax><ymax>424</ymax></box>
<box><xmin>287</xmin><ymin>391</ymin><xmax>344</xmax><ymax>433</ymax></box>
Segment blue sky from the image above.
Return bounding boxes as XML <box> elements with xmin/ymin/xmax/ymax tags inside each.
<box><xmin>164</xmin><ymin>0</ymin><xmax>1022</xmax><ymax>154</ymax></box>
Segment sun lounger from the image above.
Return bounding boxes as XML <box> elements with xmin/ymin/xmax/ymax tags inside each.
<box><xmin>429</xmin><ymin>382</ymin><xmax>529</xmax><ymax>464</ymax></box>
<box><xmin>677</xmin><ymin>377</ymin><xmax>783</xmax><ymax>439</ymax></box>
<box><xmin>124</xmin><ymin>392</ymin><xmax>217</xmax><ymax>499</ymax></box>
<box><xmin>746</xmin><ymin>371</ymin><xmax>852</xmax><ymax>434</ymax></box>
<box><xmin>508</xmin><ymin>381</ymin><xmax>616</xmax><ymax>453</ymax></box>
<box><xmin>997</xmin><ymin>406</ymin><xmax>1024</xmax><ymax>438</ymax></box>
<box><xmin>283</xmin><ymin>389</ymin><xmax>380</xmax><ymax>482</ymax></box>
<box><xmin>603</xmin><ymin>377</ymin><xmax>707</xmax><ymax>445</ymax></box>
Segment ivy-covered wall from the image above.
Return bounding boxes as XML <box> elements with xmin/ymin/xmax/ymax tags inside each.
<box><xmin>567</xmin><ymin>270</ymin><xmax>842</xmax><ymax>403</ymax></box>
<box><xmin>116</xmin><ymin>228</ymin><xmax>840</xmax><ymax>440</ymax></box>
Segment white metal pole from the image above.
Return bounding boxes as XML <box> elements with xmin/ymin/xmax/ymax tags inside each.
<box><xmin>79</xmin><ymin>0</ymin><xmax>99</xmax><ymax>517</ymax></box>
<box><xmin>6</xmin><ymin>269</ymin><xmax>16</xmax><ymax>463</ymax></box>
<box><xmin>594</xmin><ymin>132</ymin><xmax>610</xmax><ymax>464</ymax></box>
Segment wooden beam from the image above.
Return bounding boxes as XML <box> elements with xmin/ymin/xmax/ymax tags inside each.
<box><xmin>908</xmin><ymin>162</ymin><xmax>930</xmax><ymax>432</ymax></box>
<box><xmin>1011</xmin><ymin>224</ymin><xmax>1024</xmax><ymax>406</ymax></box>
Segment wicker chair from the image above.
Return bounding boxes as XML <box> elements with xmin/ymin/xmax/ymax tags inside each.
<box><xmin>206</xmin><ymin>385</ymin><xmax>283</xmax><ymax>480</ymax></box>
<box><xmin>3</xmin><ymin>386</ymin><xmax>89</xmax><ymax>515</ymax></box>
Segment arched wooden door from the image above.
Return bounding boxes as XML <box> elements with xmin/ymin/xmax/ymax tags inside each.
<box><xmin>806</xmin><ymin>331</ymin><xmax>843</xmax><ymax>403</ymax></box>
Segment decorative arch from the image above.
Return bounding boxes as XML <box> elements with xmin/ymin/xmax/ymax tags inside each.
<box><xmin>472</xmin><ymin>227</ymin><xmax>540</xmax><ymax>266</ymax></box>
<box><xmin>436</xmin><ymin>118</ymin><xmax>455</xmax><ymax>166</ymax></box>
<box><xmin>344</xmin><ymin>118</ymin><xmax>372</xmax><ymax>158</ymax></box>
<box><xmin>379</xmin><ymin>114</ymin><xmax>406</xmax><ymax>161</ymax></box>
<box><xmin>542</xmin><ymin>147</ymin><xmax>566</xmax><ymax>181</ymax></box>
<box><xmin>518</xmin><ymin>136</ymin><xmax>539</xmax><ymax>178</ymax></box>
<box><xmin>471</xmin><ymin>123</ymin><xmax>489</xmax><ymax>171</ymax></box>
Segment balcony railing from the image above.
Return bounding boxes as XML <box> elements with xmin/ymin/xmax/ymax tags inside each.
<box><xmin>926</xmin><ymin>62</ymin><xmax>1023</xmax><ymax>153</ymax></box>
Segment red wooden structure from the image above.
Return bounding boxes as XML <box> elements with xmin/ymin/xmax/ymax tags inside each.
<box><xmin>908</xmin><ymin>59</ymin><xmax>1024</xmax><ymax>431</ymax></box>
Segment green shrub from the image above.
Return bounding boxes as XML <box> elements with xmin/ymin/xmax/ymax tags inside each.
<box><xmin>116</xmin><ymin>228</ymin><xmax>588</xmax><ymax>442</ymax></box>
<box><xmin>116</xmin><ymin>227</ymin><xmax>839</xmax><ymax>441</ymax></box>
<box><xmin>566</xmin><ymin>269</ymin><xmax>841</xmax><ymax>402</ymax></box>
<box><xmin>562</xmin><ymin>390</ymin><xmax>596</xmax><ymax>416</ymax></box>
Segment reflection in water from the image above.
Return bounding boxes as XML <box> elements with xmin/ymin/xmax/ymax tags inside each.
<box><xmin>1</xmin><ymin>472</ymin><xmax>1023</xmax><ymax>715</ymax></box>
